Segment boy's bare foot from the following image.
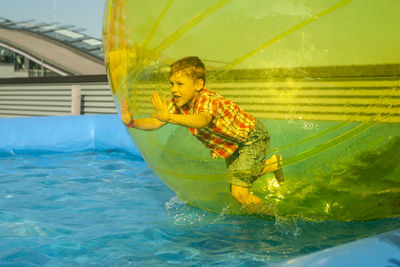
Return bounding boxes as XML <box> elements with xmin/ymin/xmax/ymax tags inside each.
<box><xmin>231</xmin><ymin>185</ymin><xmax>262</xmax><ymax>206</ymax></box>
<box><xmin>231</xmin><ymin>185</ymin><xmax>274</xmax><ymax>215</ymax></box>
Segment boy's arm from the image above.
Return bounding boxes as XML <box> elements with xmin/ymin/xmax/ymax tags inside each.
<box><xmin>167</xmin><ymin>113</ymin><xmax>212</xmax><ymax>129</ymax></box>
<box><xmin>151</xmin><ymin>92</ymin><xmax>213</xmax><ymax>128</ymax></box>
<box><xmin>120</xmin><ymin>98</ymin><xmax>166</xmax><ymax>131</ymax></box>
<box><xmin>130</xmin><ymin>118</ymin><xmax>166</xmax><ymax>131</ymax></box>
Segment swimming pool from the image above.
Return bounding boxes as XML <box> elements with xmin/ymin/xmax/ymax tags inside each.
<box><xmin>1</xmin><ymin>115</ymin><xmax>399</xmax><ymax>266</ymax></box>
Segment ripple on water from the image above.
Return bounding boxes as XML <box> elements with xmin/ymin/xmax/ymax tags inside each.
<box><xmin>0</xmin><ymin>151</ymin><xmax>399</xmax><ymax>266</ymax></box>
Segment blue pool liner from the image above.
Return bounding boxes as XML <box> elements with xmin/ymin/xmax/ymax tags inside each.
<box><xmin>0</xmin><ymin>114</ymin><xmax>139</xmax><ymax>156</ymax></box>
<box><xmin>273</xmin><ymin>229</ymin><xmax>400</xmax><ymax>267</ymax></box>
<box><xmin>1</xmin><ymin>114</ymin><xmax>399</xmax><ymax>266</ymax></box>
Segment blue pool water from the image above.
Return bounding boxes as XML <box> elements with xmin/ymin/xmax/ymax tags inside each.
<box><xmin>1</xmin><ymin>150</ymin><xmax>400</xmax><ymax>266</ymax></box>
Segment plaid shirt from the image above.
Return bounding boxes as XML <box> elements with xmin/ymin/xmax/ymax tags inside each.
<box><xmin>168</xmin><ymin>88</ymin><xmax>256</xmax><ymax>159</ymax></box>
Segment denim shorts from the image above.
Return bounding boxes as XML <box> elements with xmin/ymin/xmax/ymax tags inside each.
<box><xmin>226</xmin><ymin>121</ymin><xmax>270</xmax><ymax>188</ymax></box>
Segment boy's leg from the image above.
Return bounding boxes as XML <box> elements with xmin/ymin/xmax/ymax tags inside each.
<box><xmin>227</xmin><ymin>145</ymin><xmax>273</xmax><ymax>215</ymax></box>
<box><xmin>226</xmin><ymin>121</ymin><xmax>278</xmax><ymax>213</ymax></box>
<box><xmin>227</xmin><ymin>152</ymin><xmax>272</xmax><ymax>214</ymax></box>
<box><xmin>260</xmin><ymin>154</ymin><xmax>279</xmax><ymax>174</ymax></box>
<box><xmin>260</xmin><ymin>154</ymin><xmax>284</xmax><ymax>184</ymax></box>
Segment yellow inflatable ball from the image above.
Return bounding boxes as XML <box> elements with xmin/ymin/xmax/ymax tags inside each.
<box><xmin>103</xmin><ymin>0</ymin><xmax>400</xmax><ymax>221</ymax></box>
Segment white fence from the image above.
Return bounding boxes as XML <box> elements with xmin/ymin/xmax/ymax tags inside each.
<box><xmin>1</xmin><ymin>74</ymin><xmax>399</xmax><ymax>123</ymax></box>
<box><xmin>0</xmin><ymin>75</ymin><xmax>116</xmax><ymax>117</ymax></box>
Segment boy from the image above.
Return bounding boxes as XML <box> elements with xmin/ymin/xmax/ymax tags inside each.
<box><xmin>121</xmin><ymin>56</ymin><xmax>284</xmax><ymax>214</ymax></box>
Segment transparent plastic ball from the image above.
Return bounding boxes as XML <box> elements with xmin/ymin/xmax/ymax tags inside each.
<box><xmin>103</xmin><ymin>0</ymin><xmax>400</xmax><ymax>220</ymax></box>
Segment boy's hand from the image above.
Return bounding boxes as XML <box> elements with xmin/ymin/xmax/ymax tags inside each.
<box><xmin>151</xmin><ymin>92</ymin><xmax>170</xmax><ymax>122</ymax></box>
<box><xmin>119</xmin><ymin>98</ymin><xmax>133</xmax><ymax>125</ymax></box>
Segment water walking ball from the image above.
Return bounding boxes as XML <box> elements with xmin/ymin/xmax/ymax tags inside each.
<box><xmin>103</xmin><ymin>0</ymin><xmax>400</xmax><ymax>221</ymax></box>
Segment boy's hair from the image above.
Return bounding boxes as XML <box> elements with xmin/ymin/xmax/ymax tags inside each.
<box><xmin>170</xmin><ymin>56</ymin><xmax>206</xmax><ymax>85</ymax></box>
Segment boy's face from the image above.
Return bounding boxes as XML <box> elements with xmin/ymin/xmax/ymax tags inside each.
<box><xmin>170</xmin><ymin>71</ymin><xmax>203</xmax><ymax>108</ymax></box>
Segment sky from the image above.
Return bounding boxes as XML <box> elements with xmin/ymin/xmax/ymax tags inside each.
<box><xmin>1</xmin><ymin>0</ymin><xmax>105</xmax><ymax>39</ymax></box>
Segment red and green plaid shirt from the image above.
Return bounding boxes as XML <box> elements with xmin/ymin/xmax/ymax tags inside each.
<box><xmin>168</xmin><ymin>88</ymin><xmax>256</xmax><ymax>159</ymax></box>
